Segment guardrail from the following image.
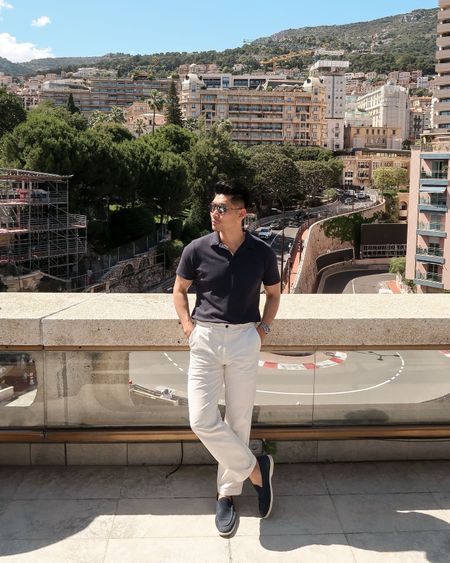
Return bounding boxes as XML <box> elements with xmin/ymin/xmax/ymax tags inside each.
<box><xmin>0</xmin><ymin>293</ymin><xmax>449</xmax><ymax>446</ymax></box>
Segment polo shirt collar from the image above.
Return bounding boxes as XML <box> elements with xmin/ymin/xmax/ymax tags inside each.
<box><xmin>210</xmin><ymin>231</ymin><xmax>256</xmax><ymax>248</ymax></box>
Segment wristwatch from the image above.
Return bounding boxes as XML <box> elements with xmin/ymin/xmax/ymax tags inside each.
<box><xmin>258</xmin><ymin>322</ymin><xmax>271</xmax><ymax>335</ymax></box>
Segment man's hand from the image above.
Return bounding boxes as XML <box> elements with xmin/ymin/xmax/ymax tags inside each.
<box><xmin>256</xmin><ymin>325</ymin><xmax>266</xmax><ymax>344</ymax></box>
<box><xmin>182</xmin><ymin>319</ymin><xmax>195</xmax><ymax>339</ymax></box>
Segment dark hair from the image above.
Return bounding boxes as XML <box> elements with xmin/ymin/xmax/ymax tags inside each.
<box><xmin>214</xmin><ymin>179</ymin><xmax>249</xmax><ymax>209</ymax></box>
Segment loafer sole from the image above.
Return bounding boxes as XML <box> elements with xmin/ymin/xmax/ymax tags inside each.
<box><xmin>217</xmin><ymin>514</ymin><xmax>238</xmax><ymax>537</ymax></box>
<box><xmin>262</xmin><ymin>454</ymin><xmax>274</xmax><ymax>519</ymax></box>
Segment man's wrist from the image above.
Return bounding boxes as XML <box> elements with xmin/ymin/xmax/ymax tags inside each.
<box><xmin>258</xmin><ymin>322</ymin><xmax>271</xmax><ymax>335</ymax></box>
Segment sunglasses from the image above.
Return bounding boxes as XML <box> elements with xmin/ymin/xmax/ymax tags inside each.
<box><xmin>208</xmin><ymin>203</ymin><xmax>244</xmax><ymax>215</ymax></box>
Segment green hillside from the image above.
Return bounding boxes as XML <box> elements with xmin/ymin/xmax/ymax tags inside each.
<box><xmin>0</xmin><ymin>7</ymin><xmax>438</xmax><ymax>77</ymax></box>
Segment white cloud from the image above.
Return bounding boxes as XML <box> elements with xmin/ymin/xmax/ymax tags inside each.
<box><xmin>31</xmin><ymin>15</ymin><xmax>51</xmax><ymax>27</ymax></box>
<box><xmin>0</xmin><ymin>1</ymin><xmax>13</xmax><ymax>10</ymax></box>
<box><xmin>0</xmin><ymin>32</ymin><xmax>54</xmax><ymax>62</ymax></box>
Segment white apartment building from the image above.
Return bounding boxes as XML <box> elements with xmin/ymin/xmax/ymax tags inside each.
<box><xmin>311</xmin><ymin>60</ymin><xmax>349</xmax><ymax>151</ymax></box>
<box><xmin>356</xmin><ymin>83</ymin><xmax>410</xmax><ymax>141</ymax></box>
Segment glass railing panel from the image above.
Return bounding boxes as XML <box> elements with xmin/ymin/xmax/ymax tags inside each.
<box><xmin>0</xmin><ymin>351</ymin><xmax>45</xmax><ymax>426</ymax></box>
<box><xmin>312</xmin><ymin>349</ymin><xmax>450</xmax><ymax>426</ymax></box>
<box><xmin>43</xmin><ymin>349</ymin><xmax>315</xmax><ymax>427</ymax></box>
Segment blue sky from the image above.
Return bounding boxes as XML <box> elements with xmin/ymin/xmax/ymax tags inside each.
<box><xmin>0</xmin><ymin>0</ymin><xmax>439</xmax><ymax>62</ymax></box>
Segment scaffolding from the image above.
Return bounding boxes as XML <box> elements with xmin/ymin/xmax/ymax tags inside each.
<box><xmin>0</xmin><ymin>169</ymin><xmax>87</xmax><ymax>281</ymax></box>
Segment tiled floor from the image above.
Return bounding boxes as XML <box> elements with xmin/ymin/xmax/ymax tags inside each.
<box><xmin>1</xmin><ymin>461</ymin><xmax>450</xmax><ymax>562</ymax></box>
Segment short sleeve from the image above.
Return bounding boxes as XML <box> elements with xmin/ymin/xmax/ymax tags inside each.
<box><xmin>263</xmin><ymin>247</ymin><xmax>281</xmax><ymax>286</ymax></box>
<box><xmin>176</xmin><ymin>243</ymin><xmax>196</xmax><ymax>281</ymax></box>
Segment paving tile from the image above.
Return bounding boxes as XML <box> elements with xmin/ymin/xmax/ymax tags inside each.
<box><xmin>14</xmin><ymin>467</ymin><xmax>125</xmax><ymax>499</ymax></box>
<box><xmin>322</xmin><ymin>461</ymin><xmax>429</xmax><ymax>494</ymax></box>
<box><xmin>0</xmin><ymin>501</ymin><xmax>9</xmax><ymax>518</ymax></box>
<box><xmin>347</xmin><ymin>531</ymin><xmax>450</xmax><ymax>562</ymax></box>
<box><xmin>0</xmin><ymin>499</ymin><xmax>116</xmax><ymax>540</ymax></box>
<box><xmin>230</xmin><ymin>534</ymin><xmax>354</xmax><ymax>562</ymax></box>
<box><xmin>333</xmin><ymin>492</ymin><xmax>450</xmax><ymax>533</ymax></box>
<box><xmin>0</xmin><ymin>468</ymin><xmax>29</xmax><ymax>499</ymax></box>
<box><xmin>0</xmin><ymin>539</ymin><xmax>108</xmax><ymax>562</ymax></box>
<box><xmin>121</xmin><ymin>465</ymin><xmax>216</xmax><ymax>499</ymax></box>
<box><xmin>412</xmin><ymin>461</ymin><xmax>450</xmax><ymax>492</ymax></box>
<box><xmin>104</xmin><ymin>538</ymin><xmax>230</xmax><ymax>563</ymax></box>
<box><xmin>234</xmin><ymin>494</ymin><xmax>343</xmax><ymax>536</ymax></box>
<box><xmin>111</xmin><ymin>497</ymin><xmax>217</xmax><ymax>538</ymax></box>
<box><xmin>266</xmin><ymin>463</ymin><xmax>328</xmax><ymax>496</ymax></box>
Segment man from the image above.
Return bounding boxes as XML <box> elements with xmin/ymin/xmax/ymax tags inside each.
<box><xmin>173</xmin><ymin>180</ymin><xmax>281</xmax><ymax>537</ymax></box>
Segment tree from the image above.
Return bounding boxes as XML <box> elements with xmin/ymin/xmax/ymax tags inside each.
<box><xmin>66</xmin><ymin>93</ymin><xmax>80</xmax><ymax>114</ymax></box>
<box><xmin>323</xmin><ymin>213</ymin><xmax>380</xmax><ymax>257</ymax></box>
<box><xmin>389</xmin><ymin>257</ymin><xmax>405</xmax><ymax>277</ymax></box>
<box><xmin>187</xmin><ymin>121</ymin><xmax>251</xmax><ymax>229</ymax></box>
<box><xmin>373</xmin><ymin>167</ymin><xmax>409</xmax><ymax>190</ymax></box>
<box><xmin>147</xmin><ymin>90</ymin><xmax>165</xmax><ymax>134</ymax></box>
<box><xmin>0</xmin><ymin>89</ymin><xmax>27</xmax><ymax>138</ymax></box>
<box><xmin>0</xmin><ymin>112</ymin><xmax>80</xmax><ymax>175</ymax></box>
<box><xmin>248</xmin><ymin>147</ymin><xmax>302</xmax><ymax>287</ymax></box>
<box><xmin>164</xmin><ymin>80</ymin><xmax>183</xmax><ymax>126</ymax></box>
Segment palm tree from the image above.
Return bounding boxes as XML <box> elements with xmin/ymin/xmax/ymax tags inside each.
<box><xmin>147</xmin><ymin>90</ymin><xmax>165</xmax><ymax>134</ymax></box>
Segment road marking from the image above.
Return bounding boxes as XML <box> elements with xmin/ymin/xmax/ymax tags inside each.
<box><xmin>257</xmin><ymin>352</ymin><xmax>405</xmax><ymax>397</ymax></box>
<box><xmin>351</xmin><ymin>279</ymin><xmax>356</xmax><ymax>294</ymax></box>
<box><xmin>258</xmin><ymin>352</ymin><xmax>347</xmax><ymax>370</ymax></box>
<box><xmin>164</xmin><ymin>352</ymin><xmax>185</xmax><ymax>373</ymax></box>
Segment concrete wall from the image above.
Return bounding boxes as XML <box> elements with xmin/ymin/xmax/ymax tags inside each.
<box><xmin>294</xmin><ymin>202</ymin><xmax>385</xmax><ymax>294</ymax></box>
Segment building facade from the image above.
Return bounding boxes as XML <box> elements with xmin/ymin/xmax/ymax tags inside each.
<box><xmin>356</xmin><ymin>83</ymin><xmax>410</xmax><ymax>141</ymax></box>
<box><xmin>311</xmin><ymin>60</ymin><xmax>349</xmax><ymax>151</ymax></box>
<box><xmin>181</xmin><ymin>73</ymin><xmax>326</xmax><ymax>146</ymax></box>
<box><xmin>340</xmin><ymin>148</ymin><xmax>410</xmax><ymax>190</ymax></box>
<box><xmin>40</xmin><ymin>77</ymin><xmax>171</xmax><ymax>114</ymax></box>
<box><xmin>344</xmin><ymin>125</ymin><xmax>404</xmax><ymax>151</ymax></box>
<box><xmin>434</xmin><ymin>0</ymin><xmax>450</xmax><ymax>130</ymax></box>
<box><xmin>405</xmin><ymin>141</ymin><xmax>450</xmax><ymax>292</ymax></box>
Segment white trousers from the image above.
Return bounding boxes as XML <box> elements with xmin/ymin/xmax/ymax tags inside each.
<box><xmin>188</xmin><ymin>321</ymin><xmax>261</xmax><ymax>496</ymax></box>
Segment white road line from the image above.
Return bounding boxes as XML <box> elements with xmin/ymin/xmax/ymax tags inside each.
<box><xmin>351</xmin><ymin>279</ymin><xmax>356</xmax><ymax>294</ymax></box>
<box><xmin>256</xmin><ymin>352</ymin><xmax>406</xmax><ymax>397</ymax></box>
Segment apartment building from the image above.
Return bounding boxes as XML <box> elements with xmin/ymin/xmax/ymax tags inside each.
<box><xmin>406</xmin><ymin>140</ymin><xmax>450</xmax><ymax>292</ymax></box>
<box><xmin>356</xmin><ymin>83</ymin><xmax>410</xmax><ymax>141</ymax></box>
<box><xmin>341</xmin><ymin>148</ymin><xmax>410</xmax><ymax>190</ymax></box>
<box><xmin>433</xmin><ymin>0</ymin><xmax>450</xmax><ymax>129</ymax></box>
<box><xmin>40</xmin><ymin>77</ymin><xmax>171</xmax><ymax>114</ymax></box>
<box><xmin>344</xmin><ymin>125</ymin><xmax>403</xmax><ymax>150</ymax></box>
<box><xmin>409</xmin><ymin>96</ymin><xmax>432</xmax><ymax>141</ymax></box>
<box><xmin>404</xmin><ymin>1</ymin><xmax>450</xmax><ymax>293</ymax></box>
<box><xmin>181</xmin><ymin>73</ymin><xmax>326</xmax><ymax>146</ymax></box>
<box><xmin>311</xmin><ymin>60</ymin><xmax>349</xmax><ymax>151</ymax></box>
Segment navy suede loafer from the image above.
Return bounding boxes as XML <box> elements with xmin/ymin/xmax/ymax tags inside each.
<box><xmin>215</xmin><ymin>496</ymin><xmax>237</xmax><ymax>537</ymax></box>
<box><xmin>252</xmin><ymin>454</ymin><xmax>274</xmax><ymax>518</ymax></box>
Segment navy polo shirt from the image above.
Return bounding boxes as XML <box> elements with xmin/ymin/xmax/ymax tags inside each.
<box><xmin>176</xmin><ymin>231</ymin><xmax>280</xmax><ymax>324</ymax></box>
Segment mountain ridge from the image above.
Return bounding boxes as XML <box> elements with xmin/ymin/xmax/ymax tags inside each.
<box><xmin>0</xmin><ymin>7</ymin><xmax>438</xmax><ymax>77</ymax></box>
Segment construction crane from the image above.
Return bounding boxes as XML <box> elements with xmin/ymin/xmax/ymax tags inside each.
<box><xmin>261</xmin><ymin>50</ymin><xmax>315</xmax><ymax>71</ymax></box>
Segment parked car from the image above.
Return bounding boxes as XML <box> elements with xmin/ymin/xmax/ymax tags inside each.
<box><xmin>344</xmin><ymin>197</ymin><xmax>353</xmax><ymax>205</ymax></box>
<box><xmin>269</xmin><ymin>220</ymin><xmax>283</xmax><ymax>230</ymax></box>
<box><xmin>258</xmin><ymin>227</ymin><xmax>272</xmax><ymax>239</ymax></box>
<box><xmin>357</xmin><ymin>192</ymin><xmax>369</xmax><ymax>200</ymax></box>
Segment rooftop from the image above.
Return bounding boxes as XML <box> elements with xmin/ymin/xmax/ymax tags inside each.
<box><xmin>1</xmin><ymin>459</ymin><xmax>450</xmax><ymax>562</ymax></box>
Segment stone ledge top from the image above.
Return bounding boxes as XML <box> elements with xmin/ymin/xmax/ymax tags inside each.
<box><xmin>0</xmin><ymin>293</ymin><xmax>449</xmax><ymax>348</ymax></box>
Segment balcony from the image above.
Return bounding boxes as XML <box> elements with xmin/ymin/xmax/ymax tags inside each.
<box><xmin>414</xmin><ymin>271</ymin><xmax>444</xmax><ymax>289</ymax></box>
<box><xmin>416</xmin><ymin>246</ymin><xmax>446</xmax><ymax>265</ymax></box>
<box><xmin>420</xmin><ymin>171</ymin><xmax>448</xmax><ymax>179</ymax></box>
<box><xmin>0</xmin><ymin>294</ymin><xmax>449</xmax><ymax>558</ymax></box>
<box><xmin>417</xmin><ymin>222</ymin><xmax>447</xmax><ymax>238</ymax></box>
<box><xmin>418</xmin><ymin>197</ymin><xmax>448</xmax><ymax>212</ymax></box>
